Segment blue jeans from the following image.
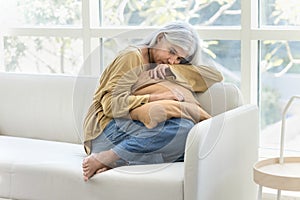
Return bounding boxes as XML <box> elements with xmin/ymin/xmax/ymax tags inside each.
<box><xmin>91</xmin><ymin>118</ymin><xmax>194</xmax><ymax>166</ymax></box>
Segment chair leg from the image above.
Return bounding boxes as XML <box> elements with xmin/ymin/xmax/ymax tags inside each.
<box><xmin>257</xmin><ymin>185</ymin><xmax>263</xmax><ymax>200</ymax></box>
<box><xmin>277</xmin><ymin>190</ymin><xmax>281</xmax><ymax>200</ymax></box>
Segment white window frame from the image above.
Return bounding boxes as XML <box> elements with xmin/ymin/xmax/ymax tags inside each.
<box><xmin>1</xmin><ymin>0</ymin><xmax>300</xmax><ymax>104</ymax></box>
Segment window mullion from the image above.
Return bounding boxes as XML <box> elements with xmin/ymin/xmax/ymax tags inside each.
<box><xmin>82</xmin><ymin>0</ymin><xmax>92</xmax><ymax>75</ymax></box>
<box><xmin>0</xmin><ymin>33</ymin><xmax>4</xmax><ymax>70</ymax></box>
<box><xmin>98</xmin><ymin>0</ymin><xmax>104</xmax><ymax>73</ymax></box>
<box><xmin>2</xmin><ymin>27</ymin><xmax>82</xmax><ymax>37</ymax></box>
<box><xmin>241</xmin><ymin>0</ymin><xmax>259</xmax><ymax>105</ymax></box>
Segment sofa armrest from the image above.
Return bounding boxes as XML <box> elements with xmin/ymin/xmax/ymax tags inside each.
<box><xmin>184</xmin><ymin>104</ymin><xmax>258</xmax><ymax>200</ymax></box>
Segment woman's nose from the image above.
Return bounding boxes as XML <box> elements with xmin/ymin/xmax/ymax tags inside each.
<box><xmin>168</xmin><ymin>55</ymin><xmax>179</xmax><ymax>64</ymax></box>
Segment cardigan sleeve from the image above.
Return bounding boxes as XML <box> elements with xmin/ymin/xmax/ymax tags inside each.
<box><xmin>169</xmin><ymin>64</ymin><xmax>223</xmax><ymax>92</ymax></box>
<box><xmin>95</xmin><ymin>50</ymin><xmax>150</xmax><ymax>118</ymax></box>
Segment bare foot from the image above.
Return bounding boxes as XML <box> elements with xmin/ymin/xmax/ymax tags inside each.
<box><xmin>82</xmin><ymin>150</ymin><xmax>120</xmax><ymax>181</ymax></box>
<box><xmin>82</xmin><ymin>154</ymin><xmax>109</xmax><ymax>181</ymax></box>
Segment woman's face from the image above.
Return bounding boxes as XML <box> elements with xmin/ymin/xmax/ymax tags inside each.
<box><xmin>151</xmin><ymin>35</ymin><xmax>188</xmax><ymax>65</ymax></box>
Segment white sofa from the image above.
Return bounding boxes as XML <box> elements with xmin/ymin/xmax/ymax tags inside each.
<box><xmin>0</xmin><ymin>72</ymin><xmax>258</xmax><ymax>200</ymax></box>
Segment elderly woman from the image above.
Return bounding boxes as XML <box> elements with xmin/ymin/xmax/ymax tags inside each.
<box><xmin>82</xmin><ymin>21</ymin><xmax>223</xmax><ymax>181</ymax></box>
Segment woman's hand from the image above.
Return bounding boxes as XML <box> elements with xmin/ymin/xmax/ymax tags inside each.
<box><xmin>149</xmin><ymin>64</ymin><xmax>173</xmax><ymax>79</ymax></box>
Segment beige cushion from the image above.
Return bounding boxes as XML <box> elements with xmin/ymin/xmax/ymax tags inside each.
<box><xmin>130</xmin><ymin>71</ymin><xmax>210</xmax><ymax>128</ymax></box>
<box><xmin>0</xmin><ymin>136</ymin><xmax>183</xmax><ymax>200</ymax></box>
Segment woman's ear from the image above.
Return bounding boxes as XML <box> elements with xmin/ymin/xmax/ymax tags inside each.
<box><xmin>156</xmin><ymin>33</ymin><xmax>165</xmax><ymax>43</ymax></box>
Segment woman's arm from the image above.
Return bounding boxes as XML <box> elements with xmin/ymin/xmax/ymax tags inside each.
<box><xmin>169</xmin><ymin>64</ymin><xmax>223</xmax><ymax>92</ymax></box>
<box><xmin>95</xmin><ymin>50</ymin><xmax>150</xmax><ymax>118</ymax></box>
<box><xmin>148</xmin><ymin>64</ymin><xmax>223</xmax><ymax>92</ymax></box>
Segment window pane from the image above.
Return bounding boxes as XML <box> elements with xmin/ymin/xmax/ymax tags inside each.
<box><xmin>101</xmin><ymin>37</ymin><xmax>240</xmax><ymax>86</ymax></box>
<box><xmin>205</xmin><ymin>40</ymin><xmax>241</xmax><ymax>87</ymax></box>
<box><xmin>0</xmin><ymin>0</ymin><xmax>82</xmax><ymax>27</ymax></box>
<box><xmin>261</xmin><ymin>0</ymin><xmax>300</xmax><ymax>26</ymax></box>
<box><xmin>3</xmin><ymin>36</ymin><xmax>83</xmax><ymax>75</ymax></box>
<box><xmin>102</xmin><ymin>0</ymin><xmax>241</xmax><ymax>26</ymax></box>
<box><xmin>260</xmin><ymin>40</ymin><xmax>300</xmax><ymax>158</ymax></box>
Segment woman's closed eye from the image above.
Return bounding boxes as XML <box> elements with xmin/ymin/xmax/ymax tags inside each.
<box><xmin>169</xmin><ymin>48</ymin><xmax>186</xmax><ymax>62</ymax></box>
<box><xmin>179</xmin><ymin>58</ymin><xmax>189</xmax><ymax>64</ymax></box>
<box><xmin>169</xmin><ymin>48</ymin><xmax>177</xmax><ymax>55</ymax></box>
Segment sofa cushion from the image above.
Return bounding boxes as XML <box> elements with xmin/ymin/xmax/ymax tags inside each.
<box><xmin>0</xmin><ymin>73</ymin><xmax>99</xmax><ymax>144</ymax></box>
<box><xmin>130</xmin><ymin>73</ymin><xmax>211</xmax><ymax>128</ymax></box>
<box><xmin>195</xmin><ymin>82</ymin><xmax>243</xmax><ymax>116</ymax></box>
<box><xmin>0</xmin><ymin>73</ymin><xmax>80</xmax><ymax>144</ymax></box>
<box><xmin>0</xmin><ymin>136</ymin><xmax>184</xmax><ymax>200</ymax></box>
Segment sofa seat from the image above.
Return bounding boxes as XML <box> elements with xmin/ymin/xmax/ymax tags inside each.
<box><xmin>0</xmin><ymin>135</ymin><xmax>184</xmax><ymax>200</ymax></box>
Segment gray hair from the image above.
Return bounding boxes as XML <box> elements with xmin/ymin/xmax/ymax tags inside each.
<box><xmin>140</xmin><ymin>21</ymin><xmax>202</xmax><ymax>65</ymax></box>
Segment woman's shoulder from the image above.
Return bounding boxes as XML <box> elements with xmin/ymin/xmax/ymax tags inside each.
<box><xmin>118</xmin><ymin>46</ymin><xmax>142</xmax><ymax>58</ymax></box>
<box><xmin>111</xmin><ymin>46</ymin><xmax>145</xmax><ymax>69</ymax></box>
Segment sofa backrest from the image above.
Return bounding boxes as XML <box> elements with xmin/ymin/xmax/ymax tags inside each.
<box><xmin>195</xmin><ymin>82</ymin><xmax>244</xmax><ymax>116</ymax></box>
<box><xmin>0</xmin><ymin>72</ymin><xmax>242</xmax><ymax>144</ymax></box>
<box><xmin>0</xmin><ymin>73</ymin><xmax>99</xmax><ymax>144</ymax></box>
